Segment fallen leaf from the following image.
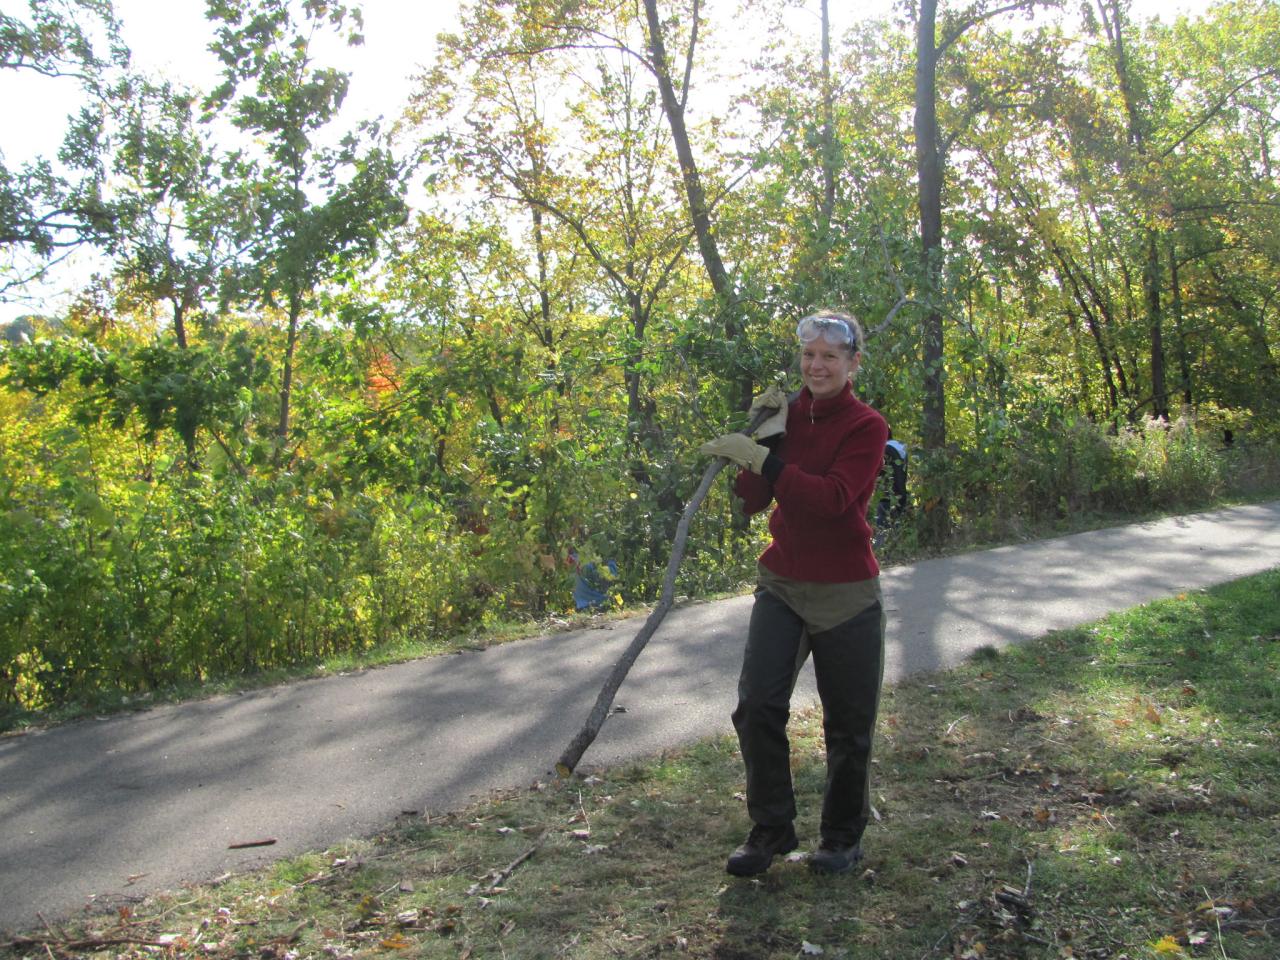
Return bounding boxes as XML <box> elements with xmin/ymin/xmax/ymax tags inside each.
<box><xmin>380</xmin><ymin>933</ymin><xmax>413</xmax><ymax>949</ymax></box>
<box><xmin>1149</xmin><ymin>935</ymin><xmax>1185</xmax><ymax>955</ymax></box>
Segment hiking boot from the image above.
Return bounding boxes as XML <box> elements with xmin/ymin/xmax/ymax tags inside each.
<box><xmin>726</xmin><ymin>822</ymin><xmax>798</xmax><ymax>876</ymax></box>
<box><xmin>809</xmin><ymin>839</ymin><xmax>863</xmax><ymax>874</ymax></box>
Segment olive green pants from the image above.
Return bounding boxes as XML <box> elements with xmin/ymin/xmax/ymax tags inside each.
<box><xmin>731</xmin><ymin>586</ymin><xmax>886</xmax><ymax>846</ymax></box>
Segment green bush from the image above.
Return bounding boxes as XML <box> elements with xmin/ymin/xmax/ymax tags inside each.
<box><xmin>908</xmin><ymin>410</ymin><xmax>1254</xmax><ymax>545</ymax></box>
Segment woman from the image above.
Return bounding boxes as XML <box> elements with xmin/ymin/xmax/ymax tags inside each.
<box><xmin>699</xmin><ymin>310</ymin><xmax>888</xmax><ymax>876</ymax></box>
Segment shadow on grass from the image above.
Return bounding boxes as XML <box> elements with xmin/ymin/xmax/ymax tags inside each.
<box><xmin>701</xmin><ymin>571</ymin><xmax>1280</xmax><ymax>959</ymax></box>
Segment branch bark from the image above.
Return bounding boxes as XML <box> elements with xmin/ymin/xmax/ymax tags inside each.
<box><xmin>555</xmin><ymin>403</ymin><xmax>775</xmax><ymax>776</ymax></box>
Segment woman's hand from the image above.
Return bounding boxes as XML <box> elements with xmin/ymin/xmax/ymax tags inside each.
<box><xmin>700</xmin><ymin>433</ymin><xmax>770</xmax><ymax>473</ymax></box>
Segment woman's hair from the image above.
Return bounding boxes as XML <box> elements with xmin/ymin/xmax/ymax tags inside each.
<box><xmin>796</xmin><ymin>309</ymin><xmax>863</xmax><ymax>356</ymax></box>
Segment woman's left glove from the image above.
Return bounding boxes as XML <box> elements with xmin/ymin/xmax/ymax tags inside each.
<box><xmin>749</xmin><ymin>384</ymin><xmax>789</xmax><ymax>440</ymax></box>
<box><xmin>699</xmin><ymin>433</ymin><xmax>769</xmax><ymax>473</ymax></box>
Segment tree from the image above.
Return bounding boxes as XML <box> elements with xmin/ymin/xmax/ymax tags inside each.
<box><xmin>101</xmin><ymin>74</ymin><xmax>256</xmax><ymax>352</ymax></box>
<box><xmin>204</xmin><ymin>0</ymin><xmax>408</xmax><ymax>455</ymax></box>
<box><xmin>419</xmin><ymin>2</ymin><xmax>707</xmax><ymax>483</ymax></box>
<box><xmin>0</xmin><ymin>0</ymin><xmax>129</xmax><ymax>293</ymax></box>
<box><xmin>910</xmin><ymin>0</ymin><xmax>1062</xmax><ymax>539</ymax></box>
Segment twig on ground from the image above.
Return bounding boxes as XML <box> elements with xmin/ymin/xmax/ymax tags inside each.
<box><xmin>468</xmin><ymin>829</ymin><xmax>553</xmax><ymax>898</ymax></box>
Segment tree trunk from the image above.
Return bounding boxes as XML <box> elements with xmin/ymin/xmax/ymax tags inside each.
<box><xmin>1055</xmin><ymin>256</ymin><xmax>1120</xmax><ymax>417</ymax></box>
<box><xmin>640</xmin><ymin>0</ymin><xmax>749</xmax><ymax>412</ymax></box>
<box><xmin>641</xmin><ymin>0</ymin><xmax>730</xmax><ymax>312</ymax></box>
<box><xmin>1145</xmin><ymin>230</ymin><xmax>1167</xmax><ymax>419</ymax></box>
<box><xmin>914</xmin><ymin>0</ymin><xmax>947</xmax><ymax>541</ymax></box>
<box><xmin>1169</xmin><ymin>242</ymin><xmax>1192</xmax><ymax>407</ymax></box>
<box><xmin>277</xmin><ymin>291</ymin><xmax>301</xmax><ymax>454</ymax></box>
<box><xmin>819</xmin><ymin>0</ymin><xmax>836</xmax><ymax>234</ymax></box>
<box><xmin>1098</xmin><ymin>0</ymin><xmax>1167</xmax><ymax>420</ymax></box>
<box><xmin>172</xmin><ymin>297</ymin><xmax>188</xmax><ymax>350</ymax></box>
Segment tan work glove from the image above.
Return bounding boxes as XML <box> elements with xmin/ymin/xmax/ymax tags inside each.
<box><xmin>749</xmin><ymin>383</ymin><xmax>789</xmax><ymax>440</ymax></box>
<box><xmin>699</xmin><ymin>432</ymin><xmax>770</xmax><ymax>473</ymax></box>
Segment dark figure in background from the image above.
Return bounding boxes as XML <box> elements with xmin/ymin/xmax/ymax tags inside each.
<box><xmin>875</xmin><ymin>431</ymin><xmax>908</xmax><ymax>537</ymax></box>
<box><xmin>699</xmin><ymin>309</ymin><xmax>888</xmax><ymax>877</ymax></box>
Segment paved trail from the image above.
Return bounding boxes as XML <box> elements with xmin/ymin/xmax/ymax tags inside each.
<box><xmin>2</xmin><ymin>502</ymin><xmax>1277</xmax><ymax>931</ymax></box>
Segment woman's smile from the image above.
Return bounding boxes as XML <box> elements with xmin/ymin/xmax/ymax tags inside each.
<box><xmin>801</xmin><ymin>343</ymin><xmax>860</xmax><ymax>400</ymax></box>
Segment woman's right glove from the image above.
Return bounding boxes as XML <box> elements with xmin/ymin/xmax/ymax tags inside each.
<box><xmin>699</xmin><ymin>433</ymin><xmax>769</xmax><ymax>473</ymax></box>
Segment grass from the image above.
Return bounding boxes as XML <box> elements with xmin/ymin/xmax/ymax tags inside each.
<box><xmin>5</xmin><ymin>569</ymin><xmax>1278</xmax><ymax>960</ymax></box>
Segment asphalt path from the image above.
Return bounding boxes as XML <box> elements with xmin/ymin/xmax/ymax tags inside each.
<box><xmin>2</xmin><ymin>501</ymin><xmax>1278</xmax><ymax>932</ymax></box>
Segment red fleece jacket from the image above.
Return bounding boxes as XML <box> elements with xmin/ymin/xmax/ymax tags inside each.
<box><xmin>734</xmin><ymin>383</ymin><xmax>888</xmax><ymax>583</ymax></box>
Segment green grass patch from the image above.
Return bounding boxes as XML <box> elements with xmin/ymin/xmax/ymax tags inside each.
<box><xmin>5</xmin><ymin>570</ymin><xmax>1278</xmax><ymax>959</ymax></box>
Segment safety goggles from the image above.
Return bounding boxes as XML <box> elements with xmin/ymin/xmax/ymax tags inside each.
<box><xmin>796</xmin><ymin>314</ymin><xmax>859</xmax><ymax>352</ymax></box>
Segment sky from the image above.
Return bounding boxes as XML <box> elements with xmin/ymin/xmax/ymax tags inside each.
<box><xmin>1</xmin><ymin>0</ymin><xmax>1215</xmax><ymax>323</ymax></box>
<box><xmin>1</xmin><ymin>0</ymin><xmax>465</xmax><ymax>321</ymax></box>
<box><xmin>113</xmin><ymin>0</ymin><xmax>462</xmax><ymax>134</ymax></box>
<box><xmin>4</xmin><ymin>0</ymin><xmax>464</xmax><ymax>165</ymax></box>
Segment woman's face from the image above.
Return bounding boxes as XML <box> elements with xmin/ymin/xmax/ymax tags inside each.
<box><xmin>801</xmin><ymin>340</ymin><xmax>859</xmax><ymax>400</ymax></box>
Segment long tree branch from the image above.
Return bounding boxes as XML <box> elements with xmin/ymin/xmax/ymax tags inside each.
<box><xmin>556</xmin><ymin>402</ymin><xmax>776</xmax><ymax>776</ymax></box>
<box><xmin>936</xmin><ymin>1</ymin><xmax>1039</xmax><ymax>57</ymax></box>
<box><xmin>1159</xmin><ymin>67</ymin><xmax>1280</xmax><ymax>159</ymax></box>
<box><xmin>680</xmin><ymin>0</ymin><xmax>700</xmax><ymax>115</ymax></box>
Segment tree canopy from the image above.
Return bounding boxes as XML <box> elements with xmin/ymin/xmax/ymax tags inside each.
<box><xmin>2</xmin><ymin>0</ymin><xmax>1277</xmax><ymax>710</ymax></box>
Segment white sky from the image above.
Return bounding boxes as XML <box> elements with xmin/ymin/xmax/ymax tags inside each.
<box><xmin>1</xmin><ymin>0</ymin><xmax>1214</xmax><ymax>322</ymax></box>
